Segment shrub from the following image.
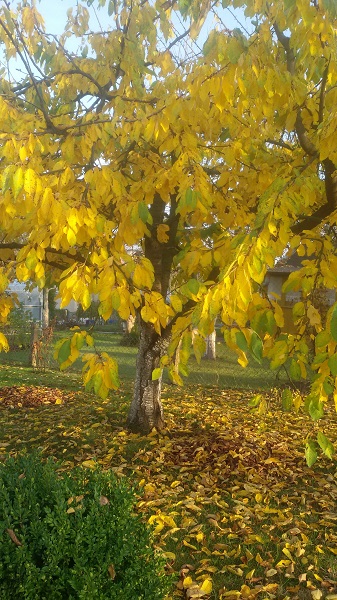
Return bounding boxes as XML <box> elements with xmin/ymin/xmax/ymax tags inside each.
<box><xmin>0</xmin><ymin>453</ymin><xmax>171</xmax><ymax>600</ymax></box>
<box><xmin>1</xmin><ymin>304</ymin><xmax>32</xmax><ymax>350</ymax></box>
<box><xmin>119</xmin><ymin>331</ymin><xmax>140</xmax><ymax>347</ymax></box>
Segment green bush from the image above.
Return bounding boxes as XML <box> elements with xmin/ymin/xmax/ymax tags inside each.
<box><xmin>0</xmin><ymin>454</ymin><xmax>171</xmax><ymax>600</ymax></box>
<box><xmin>1</xmin><ymin>304</ymin><xmax>32</xmax><ymax>350</ymax></box>
<box><xmin>119</xmin><ymin>331</ymin><xmax>140</xmax><ymax>347</ymax></box>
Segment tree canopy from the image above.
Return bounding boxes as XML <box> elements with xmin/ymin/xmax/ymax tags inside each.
<box><xmin>1</xmin><ymin>0</ymin><xmax>337</xmax><ymax>444</ymax></box>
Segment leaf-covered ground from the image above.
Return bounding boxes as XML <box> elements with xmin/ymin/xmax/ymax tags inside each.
<box><xmin>1</xmin><ymin>370</ymin><xmax>337</xmax><ymax>599</ymax></box>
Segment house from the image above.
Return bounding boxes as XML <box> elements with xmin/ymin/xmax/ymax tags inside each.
<box><xmin>6</xmin><ymin>281</ymin><xmax>77</xmax><ymax>323</ymax></box>
<box><xmin>7</xmin><ymin>281</ymin><xmax>43</xmax><ymax>322</ymax></box>
<box><xmin>264</xmin><ymin>252</ymin><xmax>335</xmax><ymax>332</ymax></box>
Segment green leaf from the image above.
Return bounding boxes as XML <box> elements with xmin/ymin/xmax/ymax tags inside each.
<box><xmin>185</xmin><ymin>188</ymin><xmax>197</xmax><ymax>209</ymax></box>
<box><xmin>305</xmin><ymin>440</ymin><xmax>318</xmax><ymax>467</ymax></box>
<box><xmin>152</xmin><ymin>368</ymin><xmax>162</xmax><ymax>381</ymax></box>
<box><xmin>290</xmin><ymin>359</ymin><xmax>301</xmax><ymax>381</ymax></box>
<box><xmin>282</xmin><ymin>388</ymin><xmax>293</xmax><ymax>411</ymax></box>
<box><xmin>75</xmin><ymin>334</ymin><xmax>85</xmax><ymax>350</ymax></box>
<box><xmin>248</xmin><ymin>394</ymin><xmax>261</xmax><ymax>408</ymax></box>
<box><xmin>315</xmin><ymin>330</ymin><xmax>330</xmax><ymax>349</ymax></box>
<box><xmin>323</xmin><ymin>377</ymin><xmax>334</xmax><ymax>396</ymax></box>
<box><xmin>330</xmin><ymin>302</ymin><xmax>337</xmax><ymax>341</ymax></box>
<box><xmin>308</xmin><ymin>397</ymin><xmax>324</xmax><ymax>421</ymax></box>
<box><xmin>187</xmin><ymin>279</ymin><xmax>200</xmax><ymax>296</ymax></box>
<box><xmin>138</xmin><ymin>202</ymin><xmax>149</xmax><ymax>224</ymax></box>
<box><xmin>111</xmin><ymin>290</ymin><xmax>121</xmax><ymax>310</ymax></box>
<box><xmin>250</xmin><ymin>332</ymin><xmax>263</xmax><ymax>363</ymax></box>
<box><xmin>235</xmin><ymin>330</ymin><xmax>249</xmax><ymax>354</ymax></box>
<box><xmin>108</xmin><ymin>0</ymin><xmax>114</xmax><ymax>16</ymax></box>
<box><xmin>193</xmin><ymin>333</ymin><xmax>206</xmax><ymax>364</ymax></box>
<box><xmin>57</xmin><ymin>339</ymin><xmax>71</xmax><ymax>365</ymax></box>
<box><xmin>317</xmin><ymin>431</ymin><xmax>335</xmax><ymax>459</ymax></box>
<box><xmin>93</xmin><ymin>372</ymin><xmax>103</xmax><ymax>394</ymax></box>
<box><xmin>311</xmin><ymin>352</ymin><xmax>328</xmax><ymax>367</ymax></box>
<box><xmin>96</xmin><ymin>215</ymin><xmax>105</xmax><ymax>233</ymax></box>
<box><xmin>328</xmin><ymin>353</ymin><xmax>337</xmax><ymax>376</ymax></box>
<box><xmin>226</xmin><ymin>37</ymin><xmax>244</xmax><ymax>64</ymax></box>
<box><xmin>25</xmin><ymin>252</ymin><xmax>38</xmax><ymax>270</ymax></box>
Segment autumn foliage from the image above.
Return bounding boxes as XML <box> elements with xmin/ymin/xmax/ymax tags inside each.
<box><xmin>1</xmin><ymin>0</ymin><xmax>337</xmax><ymax>435</ymax></box>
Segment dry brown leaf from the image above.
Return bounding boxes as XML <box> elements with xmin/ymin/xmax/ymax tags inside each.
<box><xmin>99</xmin><ymin>495</ymin><xmax>110</xmax><ymax>506</ymax></box>
<box><xmin>108</xmin><ymin>564</ymin><xmax>116</xmax><ymax>579</ymax></box>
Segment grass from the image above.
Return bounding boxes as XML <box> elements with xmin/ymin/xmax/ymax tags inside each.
<box><xmin>1</xmin><ymin>333</ymin><xmax>336</xmax><ymax>599</ymax></box>
<box><xmin>1</xmin><ymin>330</ymin><xmax>289</xmax><ymax>390</ymax></box>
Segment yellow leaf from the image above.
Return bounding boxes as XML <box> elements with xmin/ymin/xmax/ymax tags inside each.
<box><xmin>170</xmin><ymin>294</ymin><xmax>182</xmax><ymax>313</ymax></box>
<box><xmin>19</xmin><ymin>146</ymin><xmax>28</xmax><ymax>161</ymax></box>
<box><xmin>183</xmin><ymin>576</ymin><xmax>193</xmax><ymax>588</ymax></box>
<box><xmin>0</xmin><ymin>332</ymin><xmax>9</xmax><ymax>352</ymax></box>
<box><xmin>13</xmin><ymin>167</ymin><xmax>24</xmax><ymax>198</ymax></box>
<box><xmin>66</xmin><ymin>228</ymin><xmax>77</xmax><ymax>246</ymax></box>
<box><xmin>200</xmin><ymin>578</ymin><xmax>212</xmax><ymax>594</ymax></box>
<box><xmin>276</xmin><ymin>559</ymin><xmax>291</xmax><ymax>567</ymax></box>
<box><xmin>163</xmin><ymin>551</ymin><xmax>176</xmax><ymax>561</ymax></box>
<box><xmin>54</xmin><ymin>398</ymin><xmax>63</xmax><ymax>405</ymax></box>
<box><xmin>157</xmin><ymin>224</ymin><xmax>170</xmax><ymax>243</ymax></box>
<box><xmin>24</xmin><ymin>168</ymin><xmax>37</xmax><ymax>196</ymax></box>
<box><xmin>133</xmin><ymin>263</ymin><xmax>154</xmax><ymax>290</ymax></box>
<box><xmin>307</xmin><ymin>304</ymin><xmax>321</xmax><ymax>328</ymax></box>
<box><xmin>282</xmin><ymin>548</ymin><xmax>293</xmax><ymax>561</ymax></box>
<box><xmin>183</xmin><ymin>540</ymin><xmax>198</xmax><ymax>550</ymax></box>
<box><xmin>82</xmin><ymin>459</ymin><xmax>96</xmax><ymax>469</ymax></box>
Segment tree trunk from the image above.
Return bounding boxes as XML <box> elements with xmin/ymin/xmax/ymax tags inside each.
<box><xmin>127</xmin><ymin>320</ymin><xmax>170</xmax><ymax>434</ymax></box>
<box><xmin>205</xmin><ymin>330</ymin><xmax>216</xmax><ymax>360</ymax></box>
<box><xmin>30</xmin><ymin>323</ymin><xmax>40</xmax><ymax>368</ymax></box>
<box><xmin>42</xmin><ymin>287</ymin><xmax>49</xmax><ymax>330</ymax></box>
<box><xmin>124</xmin><ymin>314</ymin><xmax>136</xmax><ymax>334</ymax></box>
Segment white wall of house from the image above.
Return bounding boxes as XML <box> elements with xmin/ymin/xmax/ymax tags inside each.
<box><xmin>7</xmin><ymin>281</ymin><xmax>43</xmax><ymax>321</ymax></box>
<box><xmin>7</xmin><ymin>281</ymin><xmax>78</xmax><ymax>322</ymax></box>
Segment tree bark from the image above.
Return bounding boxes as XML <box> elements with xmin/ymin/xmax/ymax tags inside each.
<box><xmin>205</xmin><ymin>330</ymin><xmax>216</xmax><ymax>360</ymax></box>
<box><xmin>41</xmin><ymin>287</ymin><xmax>49</xmax><ymax>330</ymax></box>
<box><xmin>30</xmin><ymin>323</ymin><xmax>40</xmax><ymax>368</ymax></box>
<box><xmin>127</xmin><ymin>319</ymin><xmax>170</xmax><ymax>434</ymax></box>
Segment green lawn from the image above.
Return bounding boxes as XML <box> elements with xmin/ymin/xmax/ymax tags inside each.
<box><xmin>1</xmin><ymin>330</ymin><xmax>289</xmax><ymax>390</ymax></box>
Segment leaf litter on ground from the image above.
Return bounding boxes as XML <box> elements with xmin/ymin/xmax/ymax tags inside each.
<box><xmin>1</xmin><ymin>374</ymin><xmax>337</xmax><ymax>599</ymax></box>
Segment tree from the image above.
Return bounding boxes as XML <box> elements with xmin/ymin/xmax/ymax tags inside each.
<box><xmin>205</xmin><ymin>330</ymin><xmax>217</xmax><ymax>361</ymax></box>
<box><xmin>1</xmin><ymin>1</ymin><xmax>337</xmax><ymax>446</ymax></box>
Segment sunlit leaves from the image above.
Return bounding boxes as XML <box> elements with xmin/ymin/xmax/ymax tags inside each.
<box><xmin>1</xmin><ymin>0</ymin><xmax>337</xmax><ymax>443</ymax></box>
<box><xmin>3</xmin><ymin>378</ymin><xmax>337</xmax><ymax>598</ymax></box>
<box><xmin>0</xmin><ymin>332</ymin><xmax>9</xmax><ymax>352</ymax></box>
<box><xmin>317</xmin><ymin>431</ymin><xmax>334</xmax><ymax>459</ymax></box>
<box><xmin>330</xmin><ymin>303</ymin><xmax>337</xmax><ymax>342</ymax></box>
<box><xmin>305</xmin><ymin>439</ymin><xmax>318</xmax><ymax>467</ymax></box>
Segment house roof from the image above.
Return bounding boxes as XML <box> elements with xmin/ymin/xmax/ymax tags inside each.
<box><xmin>268</xmin><ymin>251</ymin><xmax>312</xmax><ymax>274</ymax></box>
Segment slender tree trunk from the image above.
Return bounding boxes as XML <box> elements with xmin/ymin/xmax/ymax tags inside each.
<box><xmin>205</xmin><ymin>330</ymin><xmax>216</xmax><ymax>360</ymax></box>
<box><xmin>124</xmin><ymin>314</ymin><xmax>136</xmax><ymax>334</ymax></box>
<box><xmin>42</xmin><ymin>287</ymin><xmax>49</xmax><ymax>330</ymax></box>
<box><xmin>127</xmin><ymin>319</ymin><xmax>170</xmax><ymax>434</ymax></box>
<box><xmin>30</xmin><ymin>323</ymin><xmax>39</xmax><ymax>368</ymax></box>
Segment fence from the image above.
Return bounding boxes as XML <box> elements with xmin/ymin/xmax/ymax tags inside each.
<box><xmin>0</xmin><ymin>322</ymin><xmax>289</xmax><ymax>393</ymax></box>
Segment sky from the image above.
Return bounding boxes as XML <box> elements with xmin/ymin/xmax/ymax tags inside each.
<box><xmin>36</xmin><ymin>0</ymin><xmax>252</xmax><ymax>40</ymax></box>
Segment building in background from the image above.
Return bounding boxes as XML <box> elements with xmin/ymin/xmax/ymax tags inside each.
<box><xmin>6</xmin><ymin>282</ymin><xmax>77</xmax><ymax>323</ymax></box>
